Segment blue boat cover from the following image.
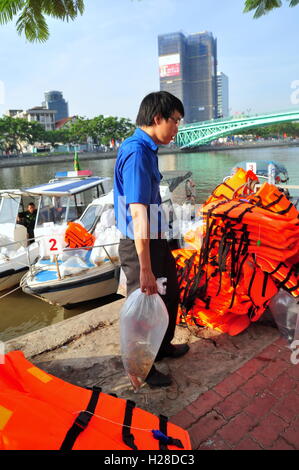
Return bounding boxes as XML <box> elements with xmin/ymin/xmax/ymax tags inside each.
<box><xmin>25</xmin><ymin>177</ymin><xmax>108</xmax><ymax>196</ymax></box>
<box><xmin>35</xmin><ymin>271</ymin><xmax>58</xmax><ymax>282</ymax></box>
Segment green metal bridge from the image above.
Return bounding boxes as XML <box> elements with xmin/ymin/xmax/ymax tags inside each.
<box><xmin>176</xmin><ymin>109</ymin><xmax>299</xmax><ymax>148</ymax></box>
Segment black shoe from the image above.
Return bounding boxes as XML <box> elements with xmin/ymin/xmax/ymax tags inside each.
<box><xmin>145</xmin><ymin>366</ymin><xmax>172</xmax><ymax>387</ymax></box>
<box><xmin>156</xmin><ymin>343</ymin><xmax>190</xmax><ymax>361</ymax></box>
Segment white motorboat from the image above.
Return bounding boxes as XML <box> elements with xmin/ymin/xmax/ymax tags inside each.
<box><xmin>21</xmin><ymin>171</ymin><xmax>196</xmax><ymax>307</ymax></box>
<box><xmin>0</xmin><ymin>191</ymin><xmax>39</xmax><ymax>291</ymax></box>
<box><xmin>0</xmin><ymin>170</ymin><xmax>111</xmax><ymax>292</ymax></box>
<box><xmin>21</xmin><ymin>190</ymin><xmax>121</xmax><ymax>306</ymax></box>
<box><xmin>230</xmin><ymin>160</ymin><xmax>299</xmax><ymax>208</ymax></box>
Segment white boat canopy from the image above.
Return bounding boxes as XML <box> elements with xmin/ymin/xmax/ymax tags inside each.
<box><xmin>24</xmin><ymin>177</ymin><xmax>111</xmax><ymax>197</ymax></box>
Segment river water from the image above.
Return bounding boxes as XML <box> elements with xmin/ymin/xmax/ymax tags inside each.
<box><xmin>1</xmin><ymin>145</ymin><xmax>299</xmax><ymax>341</ymax></box>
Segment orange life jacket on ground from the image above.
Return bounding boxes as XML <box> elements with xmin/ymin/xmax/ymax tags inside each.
<box><xmin>0</xmin><ymin>351</ymin><xmax>191</xmax><ymax>451</ymax></box>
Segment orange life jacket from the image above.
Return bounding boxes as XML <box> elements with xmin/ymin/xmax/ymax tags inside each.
<box><xmin>202</xmin><ymin>199</ymin><xmax>299</xmax><ymax>263</ymax></box>
<box><xmin>204</xmin><ymin>168</ymin><xmax>258</xmax><ymax>205</ymax></box>
<box><xmin>255</xmin><ymin>256</ymin><xmax>299</xmax><ymax>298</ymax></box>
<box><xmin>64</xmin><ymin>222</ymin><xmax>95</xmax><ymax>249</ymax></box>
<box><xmin>246</xmin><ymin>182</ymin><xmax>299</xmax><ymax>219</ymax></box>
<box><xmin>0</xmin><ymin>351</ymin><xmax>191</xmax><ymax>451</ymax></box>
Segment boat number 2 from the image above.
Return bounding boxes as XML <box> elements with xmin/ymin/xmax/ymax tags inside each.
<box><xmin>49</xmin><ymin>238</ymin><xmax>58</xmax><ymax>251</ymax></box>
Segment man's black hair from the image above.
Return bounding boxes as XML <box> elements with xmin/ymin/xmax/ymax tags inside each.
<box><xmin>28</xmin><ymin>202</ymin><xmax>35</xmax><ymax>207</ymax></box>
<box><xmin>136</xmin><ymin>91</ymin><xmax>184</xmax><ymax>127</ymax></box>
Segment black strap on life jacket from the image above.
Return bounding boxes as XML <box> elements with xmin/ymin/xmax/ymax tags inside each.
<box><xmin>159</xmin><ymin>414</ymin><xmax>168</xmax><ymax>450</ymax></box>
<box><xmin>247</xmin><ymin>266</ymin><xmax>258</xmax><ymax>309</ymax></box>
<box><xmin>262</xmin><ymin>193</ymin><xmax>294</xmax><ymax>215</ymax></box>
<box><xmin>252</xmin><ymin>192</ymin><xmax>294</xmax><ymax>216</ymax></box>
<box><xmin>60</xmin><ymin>386</ymin><xmax>102</xmax><ymax>451</ymax></box>
<box><xmin>266</xmin><ymin>261</ymin><xmax>286</xmax><ymax>276</ymax></box>
<box><xmin>262</xmin><ymin>272</ymin><xmax>269</xmax><ymax>297</ymax></box>
<box><xmin>122</xmin><ymin>400</ymin><xmax>138</xmax><ymax>450</ymax></box>
<box><xmin>274</xmin><ymin>202</ymin><xmax>294</xmax><ymax>215</ymax></box>
<box><xmin>234</xmin><ymin>204</ymin><xmax>255</xmax><ymax>224</ymax></box>
<box><xmin>277</xmin><ymin>266</ymin><xmax>296</xmax><ymax>290</ymax></box>
<box><xmin>158</xmin><ymin>415</ymin><xmax>184</xmax><ymax>450</ymax></box>
<box><xmin>288</xmin><ymin>282</ymin><xmax>299</xmax><ymax>293</ymax></box>
<box><xmin>262</xmin><ymin>193</ymin><xmax>284</xmax><ymax>210</ymax></box>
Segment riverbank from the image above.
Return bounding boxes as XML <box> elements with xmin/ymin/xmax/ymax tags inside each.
<box><xmin>0</xmin><ymin>139</ymin><xmax>298</xmax><ymax>169</ymax></box>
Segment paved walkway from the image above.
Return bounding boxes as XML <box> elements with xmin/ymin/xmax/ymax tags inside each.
<box><xmin>171</xmin><ymin>337</ymin><xmax>299</xmax><ymax>450</ymax></box>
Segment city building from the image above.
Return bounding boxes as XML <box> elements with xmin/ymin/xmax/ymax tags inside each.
<box><xmin>217</xmin><ymin>72</ymin><xmax>229</xmax><ymax>118</ymax></box>
<box><xmin>5</xmin><ymin>107</ymin><xmax>56</xmax><ymax>131</ymax></box>
<box><xmin>4</xmin><ymin>109</ymin><xmax>23</xmax><ymax>117</ymax></box>
<box><xmin>43</xmin><ymin>90</ymin><xmax>69</xmax><ymax>122</ymax></box>
<box><xmin>158</xmin><ymin>31</ymin><xmax>218</xmax><ymax>123</ymax></box>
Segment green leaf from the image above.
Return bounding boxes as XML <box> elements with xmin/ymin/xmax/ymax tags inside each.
<box><xmin>244</xmin><ymin>0</ymin><xmax>283</xmax><ymax>17</ymax></box>
<box><xmin>0</xmin><ymin>0</ymin><xmax>85</xmax><ymax>42</ymax></box>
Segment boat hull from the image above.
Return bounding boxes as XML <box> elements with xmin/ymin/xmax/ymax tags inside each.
<box><xmin>22</xmin><ymin>265</ymin><xmax>120</xmax><ymax>306</ymax></box>
<box><xmin>0</xmin><ymin>244</ymin><xmax>39</xmax><ymax>291</ymax></box>
<box><xmin>0</xmin><ymin>267</ymin><xmax>28</xmax><ymax>291</ymax></box>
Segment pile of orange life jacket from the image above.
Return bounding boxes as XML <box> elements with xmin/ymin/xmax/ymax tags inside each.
<box><xmin>174</xmin><ymin>169</ymin><xmax>299</xmax><ymax>336</ymax></box>
<box><xmin>64</xmin><ymin>221</ymin><xmax>95</xmax><ymax>249</ymax></box>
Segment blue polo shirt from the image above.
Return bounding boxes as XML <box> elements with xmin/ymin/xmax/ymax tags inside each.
<box><xmin>114</xmin><ymin>128</ymin><xmax>164</xmax><ymax>239</ymax></box>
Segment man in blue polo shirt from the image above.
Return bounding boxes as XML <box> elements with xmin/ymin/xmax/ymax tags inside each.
<box><xmin>114</xmin><ymin>91</ymin><xmax>190</xmax><ymax>387</ymax></box>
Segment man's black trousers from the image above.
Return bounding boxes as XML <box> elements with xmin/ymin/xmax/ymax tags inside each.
<box><xmin>119</xmin><ymin>238</ymin><xmax>180</xmax><ymax>356</ymax></box>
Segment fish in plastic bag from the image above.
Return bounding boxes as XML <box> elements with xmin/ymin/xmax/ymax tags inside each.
<box><xmin>120</xmin><ymin>278</ymin><xmax>168</xmax><ymax>390</ymax></box>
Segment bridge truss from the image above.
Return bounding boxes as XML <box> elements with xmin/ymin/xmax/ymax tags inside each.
<box><xmin>176</xmin><ymin>110</ymin><xmax>299</xmax><ymax>148</ymax></box>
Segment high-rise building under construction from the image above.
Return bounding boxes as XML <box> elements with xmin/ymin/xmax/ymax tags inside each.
<box><xmin>158</xmin><ymin>31</ymin><xmax>218</xmax><ymax>123</ymax></box>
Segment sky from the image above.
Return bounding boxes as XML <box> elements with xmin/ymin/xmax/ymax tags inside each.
<box><xmin>0</xmin><ymin>0</ymin><xmax>299</xmax><ymax>121</ymax></box>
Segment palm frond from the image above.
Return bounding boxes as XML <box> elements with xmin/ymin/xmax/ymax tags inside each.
<box><xmin>0</xmin><ymin>0</ymin><xmax>24</xmax><ymax>25</ymax></box>
<box><xmin>16</xmin><ymin>3</ymin><xmax>49</xmax><ymax>42</ymax></box>
<box><xmin>243</xmin><ymin>0</ymin><xmax>261</xmax><ymax>13</ymax></box>
<box><xmin>243</xmin><ymin>0</ymin><xmax>299</xmax><ymax>17</ymax></box>
<box><xmin>41</xmin><ymin>0</ymin><xmax>84</xmax><ymax>20</ymax></box>
<box><xmin>0</xmin><ymin>0</ymin><xmax>85</xmax><ymax>41</ymax></box>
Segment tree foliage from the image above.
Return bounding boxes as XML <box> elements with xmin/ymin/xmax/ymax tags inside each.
<box><xmin>0</xmin><ymin>0</ymin><xmax>84</xmax><ymax>42</ymax></box>
<box><xmin>236</xmin><ymin>121</ymin><xmax>299</xmax><ymax>137</ymax></box>
<box><xmin>244</xmin><ymin>0</ymin><xmax>299</xmax><ymax>18</ymax></box>
<box><xmin>0</xmin><ymin>115</ymin><xmax>45</xmax><ymax>153</ymax></box>
<box><xmin>0</xmin><ymin>114</ymin><xmax>135</xmax><ymax>154</ymax></box>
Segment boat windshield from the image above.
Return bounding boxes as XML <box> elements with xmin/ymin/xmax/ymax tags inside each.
<box><xmin>79</xmin><ymin>204</ymin><xmax>104</xmax><ymax>232</ymax></box>
<box><xmin>36</xmin><ymin>186</ymin><xmax>104</xmax><ymax>228</ymax></box>
<box><xmin>0</xmin><ymin>195</ymin><xmax>20</xmax><ymax>225</ymax></box>
<box><xmin>36</xmin><ymin>195</ymin><xmax>67</xmax><ymax>226</ymax></box>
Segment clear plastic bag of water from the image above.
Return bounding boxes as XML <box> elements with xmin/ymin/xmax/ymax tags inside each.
<box><xmin>269</xmin><ymin>289</ymin><xmax>299</xmax><ymax>343</ymax></box>
<box><xmin>120</xmin><ymin>277</ymin><xmax>168</xmax><ymax>390</ymax></box>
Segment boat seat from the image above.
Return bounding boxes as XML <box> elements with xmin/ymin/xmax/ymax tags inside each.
<box><xmin>14</xmin><ymin>224</ymin><xmax>28</xmax><ymax>248</ymax></box>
